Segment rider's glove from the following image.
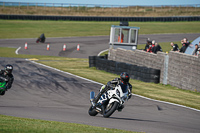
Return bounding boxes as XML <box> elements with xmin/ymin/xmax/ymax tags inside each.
<box><xmin>107</xmin><ymin>81</ymin><xmax>114</xmax><ymax>88</ymax></box>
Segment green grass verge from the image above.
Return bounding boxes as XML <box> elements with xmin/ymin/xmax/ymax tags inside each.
<box><xmin>0</xmin><ymin>20</ymin><xmax>200</xmax><ymax>39</ymax></box>
<box><xmin>0</xmin><ymin>115</ymin><xmax>136</xmax><ymax>133</ymax></box>
<box><xmin>0</xmin><ymin>47</ymin><xmax>55</xmax><ymax>59</ymax></box>
<box><xmin>100</xmin><ymin>50</ymin><xmax>109</xmax><ymax>56</ymax></box>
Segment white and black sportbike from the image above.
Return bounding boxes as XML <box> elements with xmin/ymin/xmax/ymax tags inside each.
<box><xmin>88</xmin><ymin>83</ymin><xmax>130</xmax><ymax>118</ymax></box>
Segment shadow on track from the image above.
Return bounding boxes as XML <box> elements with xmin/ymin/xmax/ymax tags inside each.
<box><xmin>109</xmin><ymin>116</ymin><xmax>162</xmax><ymax>123</ymax></box>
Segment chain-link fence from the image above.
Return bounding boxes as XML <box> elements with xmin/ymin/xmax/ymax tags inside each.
<box><xmin>0</xmin><ymin>2</ymin><xmax>200</xmax><ymax>17</ymax></box>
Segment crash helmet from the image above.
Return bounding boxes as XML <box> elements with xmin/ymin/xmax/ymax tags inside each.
<box><xmin>120</xmin><ymin>72</ymin><xmax>130</xmax><ymax>84</ymax></box>
<box><xmin>5</xmin><ymin>64</ymin><xmax>13</xmax><ymax>74</ymax></box>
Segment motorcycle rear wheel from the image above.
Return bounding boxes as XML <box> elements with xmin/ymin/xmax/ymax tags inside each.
<box><xmin>102</xmin><ymin>101</ymin><xmax>119</xmax><ymax>118</ymax></box>
<box><xmin>88</xmin><ymin>105</ymin><xmax>98</xmax><ymax>116</ymax></box>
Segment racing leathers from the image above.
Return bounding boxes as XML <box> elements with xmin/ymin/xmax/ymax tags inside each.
<box><xmin>93</xmin><ymin>78</ymin><xmax>132</xmax><ymax>104</ymax></box>
<box><xmin>0</xmin><ymin>70</ymin><xmax>14</xmax><ymax>91</ymax></box>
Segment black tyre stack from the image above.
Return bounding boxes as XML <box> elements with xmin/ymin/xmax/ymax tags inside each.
<box><xmin>89</xmin><ymin>56</ymin><xmax>96</xmax><ymax>67</ymax></box>
<box><xmin>88</xmin><ymin>56</ymin><xmax>160</xmax><ymax>84</ymax></box>
<box><xmin>1</xmin><ymin>15</ymin><xmax>199</xmax><ymax>22</ymax></box>
<box><xmin>146</xmin><ymin>68</ymin><xmax>160</xmax><ymax>83</ymax></box>
<box><xmin>107</xmin><ymin>60</ymin><xmax>116</xmax><ymax>73</ymax></box>
<box><xmin>96</xmin><ymin>57</ymin><xmax>105</xmax><ymax>70</ymax></box>
<box><xmin>129</xmin><ymin>65</ymin><xmax>139</xmax><ymax>80</ymax></box>
<box><xmin>116</xmin><ymin>62</ymin><xmax>126</xmax><ymax>75</ymax></box>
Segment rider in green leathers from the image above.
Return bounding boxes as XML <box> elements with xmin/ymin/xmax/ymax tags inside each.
<box><xmin>0</xmin><ymin>64</ymin><xmax>14</xmax><ymax>95</ymax></box>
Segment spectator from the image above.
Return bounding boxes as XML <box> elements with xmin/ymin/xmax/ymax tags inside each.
<box><xmin>147</xmin><ymin>40</ymin><xmax>155</xmax><ymax>53</ymax></box>
<box><xmin>152</xmin><ymin>40</ymin><xmax>155</xmax><ymax>47</ymax></box>
<box><xmin>118</xmin><ymin>32</ymin><xmax>124</xmax><ymax>43</ymax></box>
<box><xmin>144</xmin><ymin>38</ymin><xmax>152</xmax><ymax>52</ymax></box>
<box><xmin>170</xmin><ymin>42</ymin><xmax>179</xmax><ymax>51</ymax></box>
<box><xmin>183</xmin><ymin>37</ymin><xmax>190</xmax><ymax>48</ymax></box>
<box><xmin>181</xmin><ymin>40</ymin><xmax>184</xmax><ymax>45</ymax></box>
<box><xmin>151</xmin><ymin>40</ymin><xmax>156</xmax><ymax>53</ymax></box>
<box><xmin>152</xmin><ymin>43</ymin><xmax>162</xmax><ymax>54</ymax></box>
<box><xmin>194</xmin><ymin>44</ymin><xmax>200</xmax><ymax>56</ymax></box>
<box><xmin>179</xmin><ymin>43</ymin><xmax>187</xmax><ymax>53</ymax></box>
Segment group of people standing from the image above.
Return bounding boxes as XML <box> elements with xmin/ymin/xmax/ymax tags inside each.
<box><xmin>170</xmin><ymin>37</ymin><xmax>200</xmax><ymax>56</ymax></box>
<box><xmin>144</xmin><ymin>37</ymin><xmax>200</xmax><ymax>56</ymax></box>
<box><xmin>143</xmin><ymin>38</ymin><xmax>162</xmax><ymax>54</ymax></box>
<box><xmin>170</xmin><ymin>37</ymin><xmax>189</xmax><ymax>53</ymax></box>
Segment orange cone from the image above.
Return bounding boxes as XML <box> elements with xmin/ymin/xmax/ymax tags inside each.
<box><xmin>24</xmin><ymin>42</ymin><xmax>28</xmax><ymax>49</ymax></box>
<box><xmin>47</xmin><ymin>44</ymin><xmax>50</xmax><ymax>50</ymax></box>
<box><xmin>63</xmin><ymin>44</ymin><xmax>66</xmax><ymax>51</ymax></box>
<box><xmin>77</xmin><ymin>44</ymin><xmax>80</xmax><ymax>51</ymax></box>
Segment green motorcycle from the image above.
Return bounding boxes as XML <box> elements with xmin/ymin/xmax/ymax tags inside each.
<box><xmin>0</xmin><ymin>77</ymin><xmax>7</xmax><ymax>96</ymax></box>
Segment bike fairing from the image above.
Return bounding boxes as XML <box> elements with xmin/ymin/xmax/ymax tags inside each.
<box><xmin>0</xmin><ymin>69</ymin><xmax>14</xmax><ymax>95</ymax></box>
<box><xmin>89</xmin><ymin>83</ymin><xmax>130</xmax><ymax>118</ymax></box>
<box><xmin>107</xmin><ymin>77</ymin><xmax>132</xmax><ymax>99</ymax></box>
<box><xmin>0</xmin><ymin>77</ymin><xmax>7</xmax><ymax>95</ymax></box>
<box><xmin>88</xmin><ymin>74</ymin><xmax>132</xmax><ymax>118</ymax></box>
<box><xmin>98</xmin><ymin>82</ymin><xmax>129</xmax><ymax>105</ymax></box>
<box><xmin>93</xmin><ymin>77</ymin><xmax>132</xmax><ymax>105</ymax></box>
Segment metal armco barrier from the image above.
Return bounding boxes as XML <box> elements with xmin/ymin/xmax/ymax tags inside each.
<box><xmin>89</xmin><ymin>56</ymin><xmax>160</xmax><ymax>83</ymax></box>
<box><xmin>0</xmin><ymin>15</ymin><xmax>200</xmax><ymax>21</ymax></box>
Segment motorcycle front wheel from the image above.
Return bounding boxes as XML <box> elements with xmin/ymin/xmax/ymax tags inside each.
<box><xmin>102</xmin><ymin>101</ymin><xmax>119</xmax><ymax>118</ymax></box>
<box><xmin>0</xmin><ymin>90</ymin><xmax>5</xmax><ymax>95</ymax></box>
<box><xmin>88</xmin><ymin>105</ymin><xmax>98</xmax><ymax>116</ymax></box>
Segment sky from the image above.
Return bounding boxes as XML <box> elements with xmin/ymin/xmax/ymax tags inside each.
<box><xmin>2</xmin><ymin>0</ymin><xmax>200</xmax><ymax>6</ymax></box>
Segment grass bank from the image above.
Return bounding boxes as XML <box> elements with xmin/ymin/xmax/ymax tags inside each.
<box><xmin>0</xmin><ymin>115</ymin><xmax>135</xmax><ymax>133</ymax></box>
<box><xmin>0</xmin><ymin>20</ymin><xmax>200</xmax><ymax>39</ymax></box>
<box><xmin>1</xmin><ymin>5</ymin><xmax>200</xmax><ymax>17</ymax></box>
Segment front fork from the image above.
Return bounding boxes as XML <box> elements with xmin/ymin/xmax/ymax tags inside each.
<box><xmin>90</xmin><ymin>91</ymin><xmax>95</xmax><ymax>106</ymax></box>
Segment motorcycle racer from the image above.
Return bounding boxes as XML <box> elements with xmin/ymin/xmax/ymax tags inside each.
<box><xmin>93</xmin><ymin>72</ymin><xmax>132</xmax><ymax>108</ymax></box>
<box><xmin>0</xmin><ymin>64</ymin><xmax>14</xmax><ymax>95</ymax></box>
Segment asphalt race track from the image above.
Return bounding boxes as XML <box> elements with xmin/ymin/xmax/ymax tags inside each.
<box><xmin>0</xmin><ymin>33</ymin><xmax>199</xmax><ymax>58</ymax></box>
<box><xmin>0</xmin><ymin>33</ymin><xmax>200</xmax><ymax>133</ymax></box>
<box><xmin>0</xmin><ymin>58</ymin><xmax>200</xmax><ymax>133</ymax></box>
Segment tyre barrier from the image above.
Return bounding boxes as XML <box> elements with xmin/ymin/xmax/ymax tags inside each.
<box><xmin>0</xmin><ymin>15</ymin><xmax>200</xmax><ymax>22</ymax></box>
<box><xmin>89</xmin><ymin>56</ymin><xmax>96</xmax><ymax>67</ymax></box>
<box><xmin>89</xmin><ymin>56</ymin><xmax>160</xmax><ymax>83</ymax></box>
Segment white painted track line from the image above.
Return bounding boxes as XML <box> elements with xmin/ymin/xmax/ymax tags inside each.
<box><xmin>15</xmin><ymin>47</ymin><xmax>21</xmax><ymax>55</ymax></box>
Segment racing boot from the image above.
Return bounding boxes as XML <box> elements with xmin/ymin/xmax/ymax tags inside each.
<box><xmin>117</xmin><ymin>105</ymin><xmax>124</xmax><ymax>112</ymax></box>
